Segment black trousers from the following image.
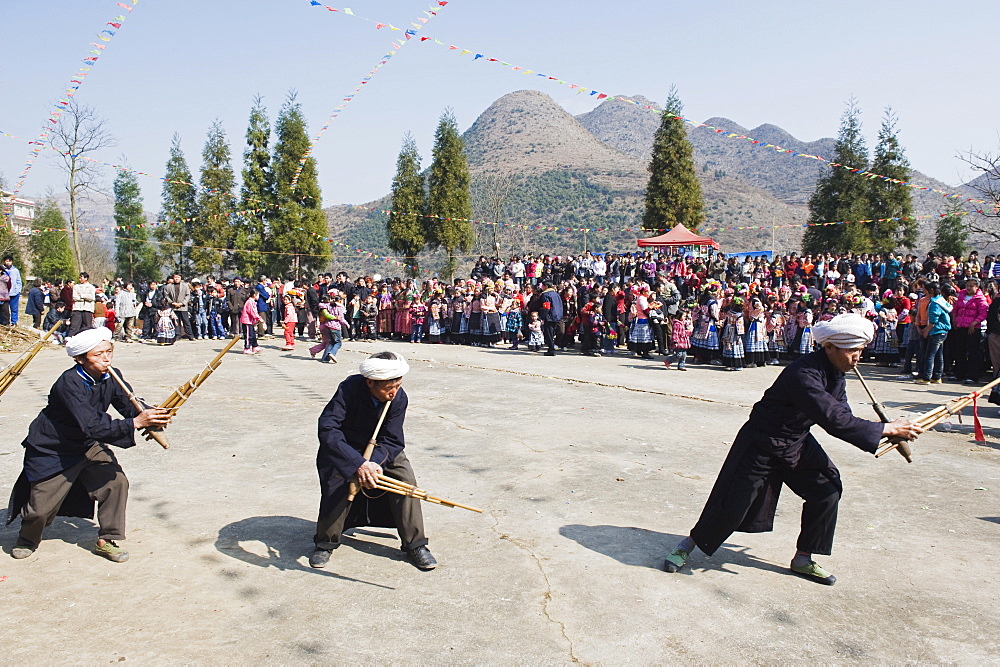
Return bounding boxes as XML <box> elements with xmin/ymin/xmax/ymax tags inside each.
<box><xmin>650</xmin><ymin>320</ymin><xmax>667</xmax><ymax>352</ymax></box>
<box><xmin>690</xmin><ymin>435</ymin><xmax>842</xmax><ymax>557</ymax></box>
<box><xmin>951</xmin><ymin>328</ymin><xmax>983</xmax><ymax>382</ymax></box>
<box><xmin>542</xmin><ymin>321</ymin><xmax>559</xmax><ymax>353</ymax></box>
<box><xmin>175</xmin><ymin>310</ymin><xmax>194</xmax><ymax>339</ymax></box>
<box><xmin>68</xmin><ymin>311</ymin><xmax>93</xmax><ymax>337</ymax></box>
<box><xmin>314</xmin><ymin>451</ymin><xmax>427</xmax><ymax>552</ymax></box>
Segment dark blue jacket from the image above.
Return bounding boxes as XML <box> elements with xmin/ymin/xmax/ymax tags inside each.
<box><xmin>695</xmin><ymin>349</ymin><xmax>884</xmax><ymax>546</ymax></box>
<box><xmin>255</xmin><ymin>283</ymin><xmax>270</xmax><ymax>312</ymax></box>
<box><xmin>745</xmin><ymin>349</ymin><xmax>884</xmax><ymax>460</ymax></box>
<box><xmin>540</xmin><ymin>289</ymin><xmax>564</xmax><ymax>322</ymax></box>
<box><xmin>26</xmin><ymin>286</ymin><xmax>45</xmax><ymax>315</ymax></box>
<box><xmin>316</xmin><ymin>374</ymin><xmax>407</xmax><ymax>516</ymax></box>
<box><xmin>7</xmin><ymin>365</ymin><xmax>139</xmax><ymax>526</ymax></box>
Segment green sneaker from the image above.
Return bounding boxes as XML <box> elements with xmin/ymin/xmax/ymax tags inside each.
<box><xmin>94</xmin><ymin>540</ymin><xmax>129</xmax><ymax>563</ymax></box>
<box><xmin>790</xmin><ymin>559</ymin><xmax>835</xmax><ymax>585</ymax></box>
<box><xmin>663</xmin><ymin>548</ymin><xmax>689</xmax><ymax>573</ymax></box>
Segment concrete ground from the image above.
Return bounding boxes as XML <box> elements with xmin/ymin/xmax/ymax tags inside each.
<box><xmin>1</xmin><ymin>334</ymin><xmax>998</xmax><ymax>663</ymax></box>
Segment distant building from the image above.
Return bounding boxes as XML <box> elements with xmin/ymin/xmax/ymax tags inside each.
<box><xmin>0</xmin><ymin>190</ymin><xmax>35</xmax><ymax>236</ymax></box>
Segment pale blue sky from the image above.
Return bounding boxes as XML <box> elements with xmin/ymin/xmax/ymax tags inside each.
<box><xmin>1</xmin><ymin>0</ymin><xmax>995</xmax><ymax>210</ymax></box>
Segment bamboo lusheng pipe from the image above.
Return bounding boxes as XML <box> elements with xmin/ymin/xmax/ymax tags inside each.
<box><xmin>374</xmin><ymin>474</ymin><xmax>483</xmax><ymax>513</ymax></box>
<box><xmin>852</xmin><ymin>367</ymin><xmax>892</xmax><ymax>424</ymax></box>
<box><xmin>0</xmin><ymin>320</ymin><xmax>64</xmax><ymax>398</ymax></box>
<box><xmin>876</xmin><ymin>376</ymin><xmax>1000</xmax><ymax>458</ymax></box>
<box><xmin>346</xmin><ymin>398</ymin><xmax>393</xmax><ymax>502</ymax></box>
<box><xmin>156</xmin><ymin>335</ymin><xmax>242</xmax><ymax>413</ymax></box>
<box><xmin>107</xmin><ymin>366</ymin><xmax>170</xmax><ymax>450</ymax></box>
<box><xmin>853</xmin><ymin>367</ymin><xmax>912</xmax><ymax>461</ymax></box>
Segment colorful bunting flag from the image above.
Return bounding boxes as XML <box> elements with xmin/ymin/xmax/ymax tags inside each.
<box><xmin>4</xmin><ymin>0</ymin><xmax>141</xmax><ymax>225</ymax></box>
<box><xmin>291</xmin><ymin>0</ymin><xmax>448</xmax><ymax>188</ymax></box>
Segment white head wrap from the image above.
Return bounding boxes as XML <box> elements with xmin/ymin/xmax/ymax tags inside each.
<box><xmin>65</xmin><ymin>327</ymin><xmax>113</xmax><ymax>357</ymax></box>
<box><xmin>812</xmin><ymin>313</ymin><xmax>875</xmax><ymax>349</ymax></box>
<box><xmin>359</xmin><ymin>351</ymin><xmax>410</xmax><ymax>380</ymax></box>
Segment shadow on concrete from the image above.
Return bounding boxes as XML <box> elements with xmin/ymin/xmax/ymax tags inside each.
<box><xmin>559</xmin><ymin>523</ymin><xmax>789</xmax><ymax>577</ymax></box>
<box><xmin>979</xmin><ymin>517</ymin><xmax>1000</xmax><ymax>525</ymax></box>
<box><xmin>215</xmin><ymin>515</ymin><xmax>395</xmax><ymax>589</ymax></box>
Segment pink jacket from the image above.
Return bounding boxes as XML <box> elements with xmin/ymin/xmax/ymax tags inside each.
<box><xmin>952</xmin><ymin>289</ymin><xmax>989</xmax><ymax>329</ymax></box>
<box><xmin>240</xmin><ymin>297</ymin><xmax>262</xmax><ymax>325</ymax></box>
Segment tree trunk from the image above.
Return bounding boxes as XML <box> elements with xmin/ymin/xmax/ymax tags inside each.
<box><xmin>69</xmin><ymin>163</ymin><xmax>83</xmax><ymax>273</ymax></box>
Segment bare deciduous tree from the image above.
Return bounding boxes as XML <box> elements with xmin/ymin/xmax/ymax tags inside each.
<box><xmin>958</xmin><ymin>149</ymin><xmax>1000</xmax><ymax>244</ymax></box>
<box><xmin>471</xmin><ymin>170</ymin><xmax>522</xmax><ymax>258</ymax></box>
<box><xmin>49</xmin><ymin>100</ymin><xmax>115</xmax><ymax>272</ymax></box>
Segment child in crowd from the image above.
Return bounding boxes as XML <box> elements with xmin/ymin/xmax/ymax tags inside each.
<box><xmin>527</xmin><ymin>311</ymin><xmax>543</xmax><ymax>352</ymax></box>
<box><xmin>347</xmin><ymin>293</ymin><xmax>361</xmax><ymax>341</ymax></box>
<box><xmin>103</xmin><ymin>301</ymin><xmax>116</xmax><ymax>335</ymax></box>
<box><xmin>506</xmin><ymin>303</ymin><xmax>523</xmax><ymax>349</ymax></box>
<box><xmin>409</xmin><ymin>297</ymin><xmax>427</xmax><ymax>343</ymax></box>
<box><xmin>43</xmin><ymin>301</ymin><xmax>68</xmax><ymax>344</ymax></box>
<box><xmin>240</xmin><ymin>293</ymin><xmax>262</xmax><ymax>354</ymax></box>
<box><xmin>359</xmin><ymin>295</ymin><xmax>378</xmax><ymax>340</ymax></box>
<box><xmin>281</xmin><ymin>294</ymin><xmax>297</xmax><ymax>351</ymax></box>
<box><xmin>156</xmin><ymin>304</ymin><xmax>178</xmax><ymax>346</ymax></box>
<box><xmin>667</xmin><ymin>307</ymin><xmax>693</xmax><ymax>371</ymax></box>
<box><xmin>721</xmin><ymin>297</ymin><xmax>746</xmax><ymax>371</ymax></box>
<box><xmin>766</xmin><ymin>302</ymin><xmax>786</xmax><ymax>365</ymax></box>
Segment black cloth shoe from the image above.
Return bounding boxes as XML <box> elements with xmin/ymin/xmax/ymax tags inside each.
<box><xmin>405</xmin><ymin>545</ymin><xmax>437</xmax><ymax>570</ymax></box>
<box><xmin>309</xmin><ymin>548</ymin><xmax>333</xmax><ymax>568</ymax></box>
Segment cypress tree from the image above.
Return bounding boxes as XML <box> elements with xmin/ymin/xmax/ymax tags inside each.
<box><xmin>270</xmin><ymin>91</ymin><xmax>331</xmax><ymax>278</ymax></box>
<box><xmin>236</xmin><ymin>95</ymin><xmax>274</xmax><ymax>277</ymax></box>
<box><xmin>867</xmin><ymin>108</ymin><xmax>915</xmax><ymax>252</ymax></box>
<box><xmin>803</xmin><ymin>99</ymin><xmax>871</xmax><ymax>254</ymax></box>
<box><xmin>29</xmin><ymin>198</ymin><xmax>75</xmax><ymax>281</ymax></box>
<box><xmin>155</xmin><ymin>134</ymin><xmax>199</xmax><ymax>274</ymax></box>
<box><xmin>933</xmin><ymin>201</ymin><xmax>969</xmax><ymax>259</ymax></box>
<box><xmin>387</xmin><ymin>133</ymin><xmax>426</xmax><ymax>276</ymax></box>
<box><xmin>426</xmin><ymin>109</ymin><xmax>474</xmax><ymax>280</ymax></box>
<box><xmin>113</xmin><ymin>168</ymin><xmax>159</xmax><ymax>282</ymax></box>
<box><xmin>192</xmin><ymin>120</ymin><xmax>237</xmax><ymax>275</ymax></box>
<box><xmin>642</xmin><ymin>86</ymin><xmax>705</xmax><ymax>231</ymax></box>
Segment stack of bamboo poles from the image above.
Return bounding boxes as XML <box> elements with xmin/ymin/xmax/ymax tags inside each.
<box><xmin>876</xmin><ymin>376</ymin><xmax>1000</xmax><ymax>458</ymax></box>
<box><xmin>373</xmin><ymin>474</ymin><xmax>483</xmax><ymax>513</ymax></box>
<box><xmin>0</xmin><ymin>320</ymin><xmax>63</xmax><ymax>399</ymax></box>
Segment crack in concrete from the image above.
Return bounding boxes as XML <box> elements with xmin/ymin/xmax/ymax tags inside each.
<box><xmin>486</xmin><ymin>467</ymin><xmax>581</xmax><ymax>663</ymax></box>
<box><xmin>436</xmin><ymin>415</ymin><xmax>474</xmax><ymax>431</ymax></box>
<box><xmin>250</xmin><ymin>355</ymin><xmax>329</xmax><ymax>403</ymax></box>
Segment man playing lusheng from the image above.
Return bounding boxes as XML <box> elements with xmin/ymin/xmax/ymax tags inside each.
<box><xmin>663</xmin><ymin>313</ymin><xmax>922</xmax><ymax>585</ymax></box>
<box><xmin>310</xmin><ymin>351</ymin><xmax>436</xmax><ymax>570</ymax></box>
<box><xmin>5</xmin><ymin>328</ymin><xmax>171</xmax><ymax>562</ymax></box>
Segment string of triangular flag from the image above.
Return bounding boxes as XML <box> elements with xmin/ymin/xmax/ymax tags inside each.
<box><xmin>289</xmin><ymin>0</ymin><xmax>448</xmax><ymax>188</ymax></box>
<box><xmin>409</xmin><ymin>35</ymin><xmax>990</xmax><ymax>208</ymax></box>
<box><xmin>3</xmin><ymin>0</ymin><xmax>140</xmax><ymax>223</ymax></box>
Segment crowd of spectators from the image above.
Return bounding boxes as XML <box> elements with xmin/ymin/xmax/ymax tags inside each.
<box><xmin>10</xmin><ymin>247</ymin><xmax>1000</xmax><ymax>386</ymax></box>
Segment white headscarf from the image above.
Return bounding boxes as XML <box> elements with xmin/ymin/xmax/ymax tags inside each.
<box><xmin>65</xmin><ymin>327</ymin><xmax>113</xmax><ymax>357</ymax></box>
<box><xmin>359</xmin><ymin>351</ymin><xmax>410</xmax><ymax>380</ymax></box>
<box><xmin>812</xmin><ymin>313</ymin><xmax>875</xmax><ymax>349</ymax></box>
